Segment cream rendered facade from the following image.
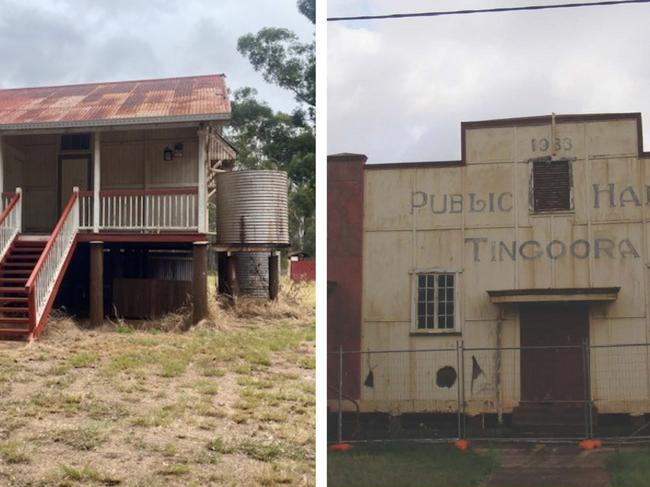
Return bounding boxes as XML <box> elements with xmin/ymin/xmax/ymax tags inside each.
<box><xmin>360</xmin><ymin>114</ymin><xmax>650</xmax><ymax>416</ymax></box>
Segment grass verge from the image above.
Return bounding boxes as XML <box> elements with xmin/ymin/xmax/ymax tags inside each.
<box><xmin>607</xmin><ymin>448</ymin><xmax>650</xmax><ymax>487</ymax></box>
<box><xmin>328</xmin><ymin>443</ymin><xmax>497</xmax><ymax>487</ymax></box>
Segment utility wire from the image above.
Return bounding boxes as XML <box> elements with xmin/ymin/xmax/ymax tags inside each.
<box><xmin>327</xmin><ymin>0</ymin><xmax>650</xmax><ymax>22</ymax></box>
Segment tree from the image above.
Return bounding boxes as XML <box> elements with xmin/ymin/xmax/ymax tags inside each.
<box><xmin>228</xmin><ymin>0</ymin><xmax>316</xmax><ymax>256</ymax></box>
<box><xmin>236</xmin><ymin>0</ymin><xmax>315</xmax><ymax>121</ymax></box>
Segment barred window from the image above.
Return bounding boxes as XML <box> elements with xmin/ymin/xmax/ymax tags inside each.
<box><xmin>531</xmin><ymin>159</ymin><xmax>572</xmax><ymax>212</ymax></box>
<box><xmin>415</xmin><ymin>272</ymin><xmax>456</xmax><ymax>331</ymax></box>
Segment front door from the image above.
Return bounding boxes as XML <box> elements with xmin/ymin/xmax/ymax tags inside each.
<box><xmin>520</xmin><ymin>303</ymin><xmax>588</xmax><ymax>402</ymax></box>
<box><xmin>59</xmin><ymin>156</ymin><xmax>90</xmax><ymax>214</ymax></box>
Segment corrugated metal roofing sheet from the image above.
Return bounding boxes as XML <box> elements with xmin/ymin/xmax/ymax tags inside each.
<box><xmin>0</xmin><ymin>74</ymin><xmax>230</xmax><ymax>130</ymax></box>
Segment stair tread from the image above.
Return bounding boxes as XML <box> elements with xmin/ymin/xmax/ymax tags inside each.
<box><xmin>0</xmin><ymin>317</ymin><xmax>29</xmax><ymax>323</ymax></box>
<box><xmin>0</xmin><ymin>297</ymin><xmax>28</xmax><ymax>302</ymax></box>
<box><xmin>0</xmin><ymin>287</ymin><xmax>27</xmax><ymax>293</ymax></box>
<box><xmin>0</xmin><ymin>306</ymin><xmax>28</xmax><ymax>312</ymax></box>
<box><xmin>0</xmin><ymin>329</ymin><xmax>30</xmax><ymax>335</ymax></box>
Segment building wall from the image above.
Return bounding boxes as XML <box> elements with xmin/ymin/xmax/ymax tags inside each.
<box><xmin>3</xmin><ymin>125</ymin><xmax>217</xmax><ymax>231</ymax></box>
<box><xmin>358</xmin><ymin>114</ymin><xmax>650</xmax><ymax>414</ymax></box>
<box><xmin>328</xmin><ymin>154</ymin><xmax>366</xmax><ymax>400</ymax></box>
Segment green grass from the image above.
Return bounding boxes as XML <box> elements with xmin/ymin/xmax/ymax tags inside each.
<box><xmin>607</xmin><ymin>448</ymin><xmax>650</xmax><ymax>487</ymax></box>
<box><xmin>66</xmin><ymin>351</ymin><xmax>100</xmax><ymax>368</ymax></box>
<box><xmin>50</xmin><ymin>425</ymin><xmax>108</xmax><ymax>451</ymax></box>
<box><xmin>0</xmin><ymin>440</ymin><xmax>30</xmax><ymax>464</ymax></box>
<box><xmin>328</xmin><ymin>443</ymin><xmax>497</xmax><ymax>487</ymax></box>
<box><xmin>56</xmin><ymin>464</ymin><xmax>119</xmax><ymax>484</ymax></box>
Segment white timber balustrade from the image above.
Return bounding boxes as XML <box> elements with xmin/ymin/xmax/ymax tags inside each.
<box><xmin>93</xmin><ymin>132</ymin><xmax>100</xmax><ymax>233</ymax></box>
<box><xmin>0</xmin><ymin>188</ymin><xmax>22</xmax><ymax>262</ymax></box>
<box><xmin>198</xmin><ymin>129</ymin><xmax>207</xmax><ymax>234</ymax></box>
<box><xmin>27</xmin><ymin>187</ymin><xmax>79</xmax><ymax>330</ymax></box>
<box><xmin>79</xmin><ymin>188</ymin><xmax>199</xmax><ymax>231</ymax></box>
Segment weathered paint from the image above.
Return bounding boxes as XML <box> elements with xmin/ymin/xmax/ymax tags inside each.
<box><xmin>336</xmin><ymin>113</ymin><xmax>650</xmax><ymax>415</ymax></box>
<box><xmin>2</xmin><ymin>127</ymin><xmax>211</xmax><ymax>232</ymax></box>
<box><xmin>328</xmin><ymin>154</ymin><xmax>366</xmax><ymax>400</ymax></box>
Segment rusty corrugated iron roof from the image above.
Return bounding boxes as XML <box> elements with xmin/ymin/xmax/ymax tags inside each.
<box><xmin>0</xmin><ymin>74</ymin><xmax>230</xmax><ymax>130</ymax></box>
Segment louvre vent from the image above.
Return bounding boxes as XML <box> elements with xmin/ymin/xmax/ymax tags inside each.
<box><xmin>532</xmin><ymin>159</ymin><xmax>571</xmax><ymax>212</ymax></box>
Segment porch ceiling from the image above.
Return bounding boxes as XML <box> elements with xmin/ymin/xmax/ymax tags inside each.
<box><xmin>0</xmin><ymin>74</ymin><xmax>230</xmax><ymax>131</ymax></box>
<box><xmin>487</xmin><ymin>287</ymin><xmax>621</xmax><ymax>304</ymax></box>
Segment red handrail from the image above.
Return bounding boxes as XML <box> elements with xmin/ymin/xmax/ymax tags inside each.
<box><xmin>25</xmin><ymin>190</ymin><xmax>79</xmax><ymax>291</ymax></box>
<box><xmin>0</xmin><ymin>192</ymin><xmax>20</xmax><ymax>226</ymax></box>
<box><xmin>78</xmin><ymin>187</ymin><xmax>198</xmax><ymax>197</ymax></box>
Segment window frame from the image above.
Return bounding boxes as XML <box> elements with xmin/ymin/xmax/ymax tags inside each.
<box><xmin>410</xmin><ymin>267</ymin><xmax>461</xmax><ymax>334</ymax></box>
<box><xmin>60</xmin><ymin>133</ymin><xmax>92</xmax><ymax>153</ymax></box>
<box><xmin>528</xmin><ymin>157</ymin><xmax>574</xmax><ymax>214</ymax></box>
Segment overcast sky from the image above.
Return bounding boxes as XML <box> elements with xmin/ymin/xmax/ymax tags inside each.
<box><xmin>0</xmin><ymin>0</ymin><xmax>312</xmax><ymax>114</ymax></box>
<box><xmin>328</xmin><ymin>0</ymin><xmax>650</xmax><ymax>162</ymax></box>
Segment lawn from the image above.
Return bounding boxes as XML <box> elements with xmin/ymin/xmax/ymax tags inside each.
<box><xmin>0</xmin><ymin>280</ymin><xmax>315</xmax><ymax>486</ymax></box>
<box><xmin>607</xmin><ymin>448</ymin><xmax>650</xmax><ymax>487</ymax></box>
<box><xmin>328</xmin><ymin>442</ymin><xmax>497</xmax><ymax>487</ymax></box>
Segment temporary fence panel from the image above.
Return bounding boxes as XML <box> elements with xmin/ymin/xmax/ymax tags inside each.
<box><xmin>330</xmin><ymin>342</ymin><xmax>650</xmax><ymax>443</ymax></box>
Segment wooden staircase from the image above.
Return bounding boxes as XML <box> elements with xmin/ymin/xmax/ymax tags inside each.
<box><xmin>0</xmin><ymin>187</ymin><xmax>81</xmax><ymax>341</ymax></box>
<box><xmin>0</xmin><ymin>237</ymin><xmax>47</xmax><ymax>338</ymax></box>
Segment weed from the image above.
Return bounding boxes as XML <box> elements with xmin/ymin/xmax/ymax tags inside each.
<box><xmin>157</xmin><ymin>463</ymin><xmax>190</xmax><ymax>476</ymax></box>
<box><xmin>57</xmin><ymin>464</ymin><xmax>119</xmax><ymax>484</ymax></box>
<box><xmin>67</xmin><ymin>351</ymin><xmax>100</xmax><ymax>368</ymax></box>
<box><xmin>51</xmin><ymin>425</ymin><xmax>108</xmax><ymax>451</ymax></box>
<box><xmin>0</xmin><ymin>440</ymin><xmax>30</xmax><ymax>464</ymax></box>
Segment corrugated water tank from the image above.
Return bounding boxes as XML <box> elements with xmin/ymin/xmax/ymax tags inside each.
<box><xmin>236</xmin><ymin>252</ymin><xmax>269</xmax><ymax>298</ymax></box>
<box><xmin>216</xmin><ymin>170</ymin><xmax>289</xmax><ymax>245</ymax></box>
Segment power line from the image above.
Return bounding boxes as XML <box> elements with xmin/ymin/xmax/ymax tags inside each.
<box><xmin>327</xmin><ymin>0</ymin><xmax>650</xmax><ymax>22</ymax></box>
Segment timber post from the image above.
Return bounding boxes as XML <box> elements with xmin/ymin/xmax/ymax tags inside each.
<box><xmin>227</xmin><ymin>253</ymin><xmax>240</xmax><ymax>299</ymax></box>
<box><xmin>269</xmin><ymin>252</ymin><xmax>279</xmax><ymax>300</ymax></box>
<box><xmin>89</xmin><ymin>241</ymin><xmax>104</xmax><ymax>327</ymax></box>
<box><xmin>192</xmin><ymin>241</ymin><xmax>209</xmax><ymax>323</ymax></box>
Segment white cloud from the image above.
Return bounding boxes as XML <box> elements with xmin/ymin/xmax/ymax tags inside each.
<box><xmin>328</xmin><ymin>0</ymin><xmax>650</xmax><ymax>162</ymax></box>
<box><xmin>0</xmin><ymin>0</ymin><xmax>312</xmax><ymax>114</ymax></box>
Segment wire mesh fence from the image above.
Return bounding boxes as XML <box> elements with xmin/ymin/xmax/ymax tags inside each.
<box><xmin>329</xmin><ymin>342</ymin><xmax>650</xmax><ymax>443</ymax></box>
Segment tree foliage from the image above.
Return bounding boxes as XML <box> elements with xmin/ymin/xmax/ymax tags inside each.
<box><xmin>236</xmin><ymin>0</ymin><xmax>315</xmax><ymax>120</ymax></box>
<box><xmin>228</xmin><ymin>0</ymin><xmax>316</xmax><ymax>256</ymax></box>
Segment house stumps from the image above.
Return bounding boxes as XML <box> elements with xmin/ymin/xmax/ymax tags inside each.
<box><xmin>89</xmin><ymin>241</ymin><xmax>103</xmax><ymax>327</ymax></box>
<box><xmin>269</xmin><ymin>252</ymin><xmax>279</xmax><ymax>300</ymax></box>
<box><xmin>192</xmin><ymin>241</ymin><xmax>209</xmax><ymax>324</ymax></box>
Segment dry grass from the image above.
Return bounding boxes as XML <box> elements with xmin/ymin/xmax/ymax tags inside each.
<box><xmin>0</xmin><ymin>279</ymin><xmax>315</xmax><ymax>486</ymax></box>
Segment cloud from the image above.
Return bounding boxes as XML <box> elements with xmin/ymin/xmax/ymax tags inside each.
<box><xmin>0</xmin><ymin>0</ymin><xmax>311</xmax><ymax>114</ymax></box>
<box><xmin>328</xmin><ymin>0</ymin><xmax>650</xmax><ymax>162</ymax></box>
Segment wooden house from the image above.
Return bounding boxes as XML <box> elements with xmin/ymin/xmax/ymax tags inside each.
<box><xmin>0</xmin><ymin>74</ymin><xmax>237</xmax><ymax>339</ymax></box>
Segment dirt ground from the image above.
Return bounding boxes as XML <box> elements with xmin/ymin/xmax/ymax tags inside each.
<box><xmin>0</xmin><ymin>281</ymin><xmax>315</xmax><ymax>486</ymax></box>
<box><xmin>481</xmin><ymin>444</ymin><xmax>611</xmax><ymax>487</ymax></box>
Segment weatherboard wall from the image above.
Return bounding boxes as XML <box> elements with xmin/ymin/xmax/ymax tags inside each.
<box><xmin>358</xmin><ymin>116</ymin><xmax>650</xmax><ymax>414</ymax></box>
<box><xmin>1</xmin><ymin>126</ymin><xmax>215</xmax><ymax>231</ymax></box>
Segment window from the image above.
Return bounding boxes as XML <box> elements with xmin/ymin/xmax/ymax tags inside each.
<box><xmin>413</xmin><ymin>271</ymin><xmax>458</xmax><ymax>332</ymax></box>
<box><xmin>531</xmin><ymin>158</ymin><xmax>572</xmax><ymax>212</ymax></box>
<box><xmin>61</xmin><ymin>133</ymin><xmax>91</xmax><ymax>151</ymax></box>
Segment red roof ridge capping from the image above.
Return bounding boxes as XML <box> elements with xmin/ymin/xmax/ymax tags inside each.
<box><xmin>0</xmin><ymin>74</ymin><xmax>231</xmax><ymax>130</ymax></box>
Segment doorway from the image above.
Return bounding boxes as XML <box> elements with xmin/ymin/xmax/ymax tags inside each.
<box><xmin>59</xmin><ymin>155</ymin><xmax>91</xmax><ymax>214</ymax></box>
<box><xmin>520</xmin><ymin>302</ymin><xmax>588</xmax><ymax>403</ymax></box>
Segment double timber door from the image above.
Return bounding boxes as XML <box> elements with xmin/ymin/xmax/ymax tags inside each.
<box><xmin>520</xmin><ymin>303</ymin><xmax>588</xmax><ymax>403</ymax></box>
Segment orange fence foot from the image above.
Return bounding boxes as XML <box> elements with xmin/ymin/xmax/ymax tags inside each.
<box><xmin>579</xmin><ymin>439</ymin><xmax>602</xmax><ymax>450</ymax></box>
<box><xmin>329</xmin><ymin>443</ymin><xmax>353</xmax><ymax>452</ymax></box>
<box><xmin>455</xmin><ymin>439</ymin><xmax>470</xmax><ymax>451</ymax></box>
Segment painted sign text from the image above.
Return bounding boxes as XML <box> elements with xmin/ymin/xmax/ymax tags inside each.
<box><xmin>411</xmin><ymin>192</ymin><xmax>512</xmax><ymax>214</ymax></box>
<box><xmin>465</xmin><ymin>238</ymin><xmax>640</xmax><ymax>262</ymax></box>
